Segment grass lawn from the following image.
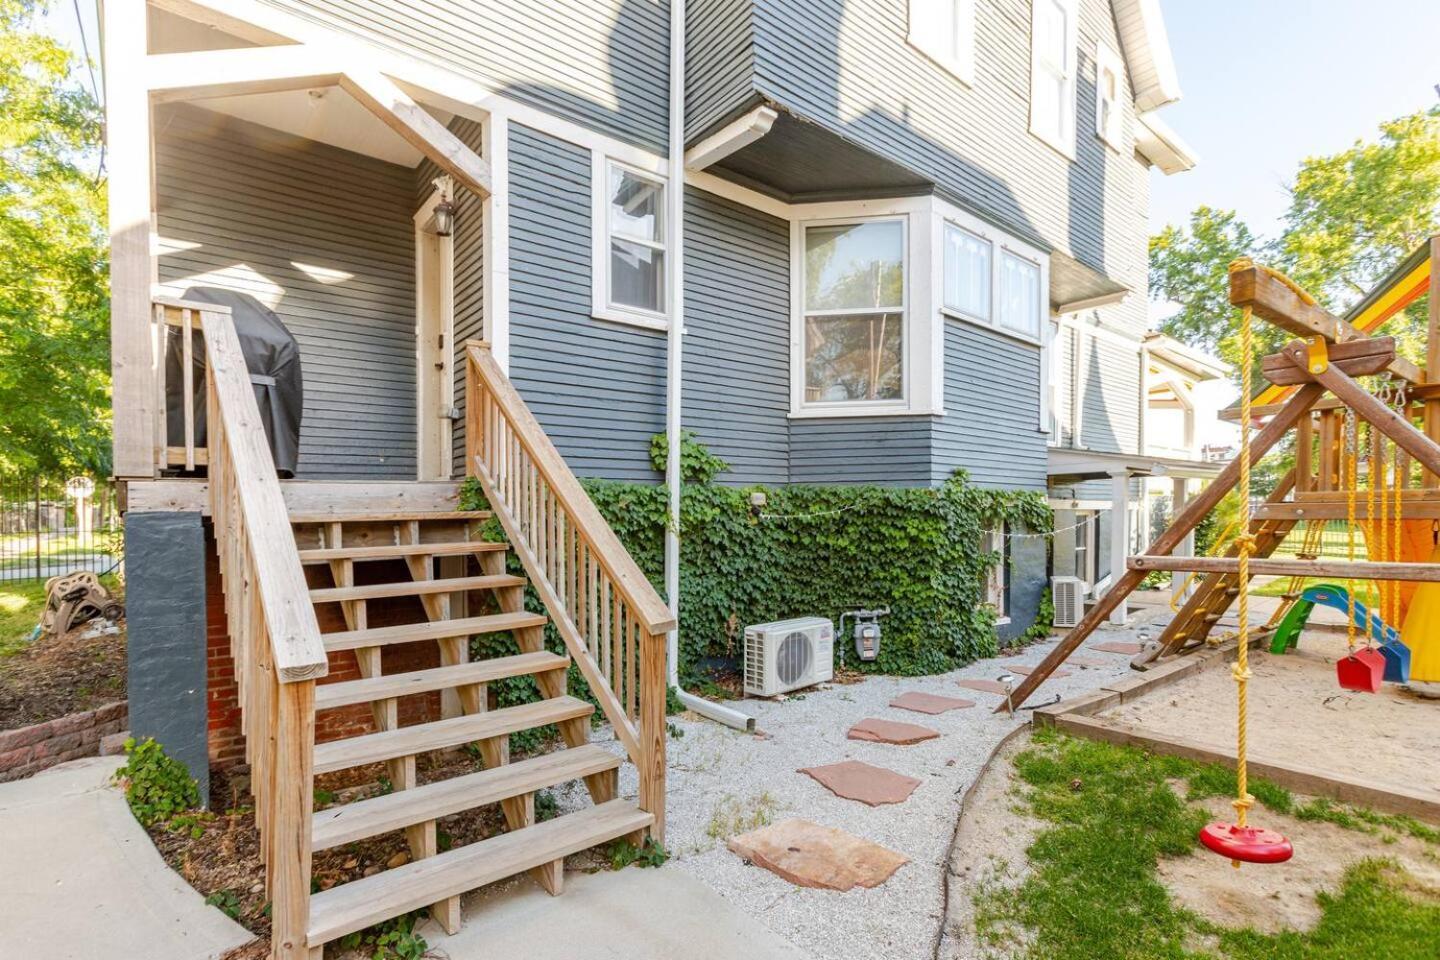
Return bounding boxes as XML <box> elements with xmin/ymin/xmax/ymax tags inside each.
<box><xmin>974</xmin><ymin>730</ymin><xmax>1440</xmax><ymax>959</ymax></box>
<box><xmin>0</xmin><ymin>579</ymin><xmax>47</xmax><ymax>657</ymax></box>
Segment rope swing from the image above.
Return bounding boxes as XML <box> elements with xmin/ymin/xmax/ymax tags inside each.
<box><xmin>1197</xmin><ymin>263</ymin><xmax>1294</xmax><ymax>867</ymax></box>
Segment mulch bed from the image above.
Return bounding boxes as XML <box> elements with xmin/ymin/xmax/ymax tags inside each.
<box><xmin>0</xmin><ymin>618</ymin><xmax>126</xmax><ymax>731</ymax></box>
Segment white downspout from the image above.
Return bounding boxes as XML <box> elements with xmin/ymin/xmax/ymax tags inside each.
<box><xmin>664</xmin><ymin>0</ymin><xmax>754</xmax><ymax>732</ymax></box>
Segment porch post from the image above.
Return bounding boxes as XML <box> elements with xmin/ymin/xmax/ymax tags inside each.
<box><xmin>1109</xmin><ymin>470</ymin><xmax>1130</xmax><ymax>625</ymax></box>
<box><xmin>104</xmin><ymin>0</ymin><xmax>158</xmax><ymax>478</ymax></box>
<box><xmin>1171</xmin><ymin>476</ymin><xmax>1192</xmax><ymax>606</ymax></box>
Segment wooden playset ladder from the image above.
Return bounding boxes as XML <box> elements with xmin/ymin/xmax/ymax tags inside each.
<box><xmin>1001</xmin><ymin>251</ymin><xmax>1440</xmax><ymax>713</ymax></box>
<box><xmin>185</xmin><ymin>295</ymin><xmax>673</xmax><ymax>959</ymax></box>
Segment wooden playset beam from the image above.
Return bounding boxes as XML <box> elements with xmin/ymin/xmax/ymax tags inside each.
<box><xmin>994</xmin><ymin>382</ymin><xmax>1326</xmax><ymax>713</ymax></box>
<box><xmin>1130</xmin><ymin>556</ymin><xmax>1440</xmax><ymax>582</ymax></box>
<box><xmin>1261</xmin><ymin>337</ymin><xmax>1397</xmax><ymax>386</ymax></box>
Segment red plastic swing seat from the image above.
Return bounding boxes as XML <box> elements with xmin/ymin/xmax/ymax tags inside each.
<box><xmin>1337</xmin><ymin>648</ymin><xmax>1386</xmax><ymax>693</ymax></box>
<box><xmin>1199</xmin><ymin>822</ymin><xmax>1294</xmax><ymax>864</ymax></box>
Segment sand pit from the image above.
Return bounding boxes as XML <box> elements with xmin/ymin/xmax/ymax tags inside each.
<box><xmin>1099</xmin><ymin>630</ymin><xmax>1440</xmax><ymax>799</ymax></box>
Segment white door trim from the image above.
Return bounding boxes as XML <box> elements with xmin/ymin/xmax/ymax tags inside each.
<box><xmin>415</xmin><ymin>177</ymin><xmax>456</xmax><ymax>480</ymax></box>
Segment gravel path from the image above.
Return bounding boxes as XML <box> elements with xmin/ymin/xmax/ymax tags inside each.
<box><xmin>555</xmin><ymin>611</ymin><xmax>1175</xmax><ymax>960</ymax></box>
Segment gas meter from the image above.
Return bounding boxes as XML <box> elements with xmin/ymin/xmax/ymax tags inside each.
<box><xmin>840</xmin><ymin>607</ymin><xmax>889</xmax><ymax>664</ymax></box>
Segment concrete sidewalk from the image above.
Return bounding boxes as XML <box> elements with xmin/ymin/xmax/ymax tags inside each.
<box><xmin>0</xmin><ymin>756</ymin><xmax>251</xmax><ymax>960</ymax></box>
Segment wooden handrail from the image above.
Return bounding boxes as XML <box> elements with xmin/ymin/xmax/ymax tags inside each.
<box><xmin>201</xmin><ymin>309</ymin><xmax>327</xmax><ymax>682</ymax></box>
<box><xmin>465</xmin><ymin>343</ymin><xmax>675</xmax><ymax>635</ymax></box>
<box><xmin>464</xmin><ymin>340</ymin><xmax>668</xmax><ymax>840</ymax></box>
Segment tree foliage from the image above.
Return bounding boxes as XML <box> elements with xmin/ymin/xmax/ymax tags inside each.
<box><xmin>1150</xmin><ymin>108</ymin><xmax>1440</xmax><ymax>381</ymax></box>
<box><xmin>0</xmin><ymin>0</ymin><xmax>108</xmax><ymax>475</ymax></box>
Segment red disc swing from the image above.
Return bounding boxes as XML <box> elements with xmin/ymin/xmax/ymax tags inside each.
<box><xmin>1199</xmin><ymin>273</ymin><xmax>1294</xmax><ymax>867</ymax></box>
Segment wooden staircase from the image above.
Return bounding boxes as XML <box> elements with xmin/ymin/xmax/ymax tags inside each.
<box><xmin>289</xmin><ymin>508</ymin><xmax>649</xmax><ymax>949</ymax></box>
<box><xmin>184</xmin><ymin>294</ymin><xmax>674</xmax><ymax>960</ymax></box>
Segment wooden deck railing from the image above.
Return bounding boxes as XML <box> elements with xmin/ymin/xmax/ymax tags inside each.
<box><xmin>464</xmin><ymin>341</ymin><xmax>674</xmax><ymax>840</ymax></box>
<box><xmin>192</xmin><ymin>298</ymin><xmax>328</xmax><ymax>959</ymax></box>
<box><xmin>152</xmin><ymin>298</ymin><xmax>210</xmax><ymax>472</ymax></box>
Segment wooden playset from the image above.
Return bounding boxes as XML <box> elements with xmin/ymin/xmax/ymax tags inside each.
<box><xmin>1008</xmin><ymin>238</ymin><xmax>1440</xmax><ymax>864</ymax></box>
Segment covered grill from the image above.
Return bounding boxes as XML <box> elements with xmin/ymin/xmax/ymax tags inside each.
<box><xmin>165</xmin><ymin>287</ymin><xmax>304</xmax><ymax>477</ymax></box>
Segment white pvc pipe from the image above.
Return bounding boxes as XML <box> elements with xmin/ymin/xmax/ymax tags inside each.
<box><xmin>664</xmin><ymin>0</ymin><xmax>753</xmax><ymax>733</ymax></box>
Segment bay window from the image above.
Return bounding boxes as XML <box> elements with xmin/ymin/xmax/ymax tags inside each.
<box><xmin>801</xmin><ymin>219</ymin><xmax>906</xmax><ymax>406</ymax></box>
<box><xmin>942</xmin><ymin>220</ymin><xmax>1044</xmax><ymax>345</ymax></box>
<box><xmin>998</xmin><ymin>251</ymin><xmax>1042</xmax><ymax>340</ymax></box>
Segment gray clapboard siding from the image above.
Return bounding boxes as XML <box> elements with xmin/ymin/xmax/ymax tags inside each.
<box><xmin>416</xmin><ymin>117</ymin><xmax>487</xmax><ymax>476</ymax></box>
<box><xmin>261</xmin><ymin>0</ymin><xmax>671</xmax><ymax>151</ymax></box>
<box><xmin>506</xmin><ymin>122</ymin><xmax>666</xmax><ymax>481</ymax></box>
<box><xmin>1080</xmin><ymin>335</ymin><xmax>1141</xmax><ymax>455</ymax></box>
<box><xmin>788</xmin><ymin>418</ymin><xmax>935</xmax><ymax>485</ymax></box>
<box><xmin>681</xmin><ymin>186</ymin><xmax>790</xmax><ymax>484</ymax></box>
<box><xmin>934</xmin><ymin>320</ymin><xmax>1047</xmax><ymax>490</ymax></box>
<box><xmin>155</xmin><ymin>103</ymin><xmax>417</xmax><ymax>479</ymax></box>
<box><xmin>686</xmin><ymin>0</ymin><xmax>759</xmax><ymax>140</ymax></box>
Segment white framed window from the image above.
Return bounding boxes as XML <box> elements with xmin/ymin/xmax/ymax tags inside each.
<box><xmin>799</xmin><ymin>217</ymin><xmax>908</xmax><ymax>409</ymax></box>
<box><xmin>591</xmin><ymin>157</ymin><xmax>668</xmax><ymax>329</ymax></box>
<box><xmin>908</xmin><ymin>0</ymin><xmax>976</xmax><ymax>86</ymax></box>
<box><xmin>940</xmin><ymin>219</ymin><xmax>1045</xmax><ymax>346</ymax></box>
<box><xmin>983</xmin><ymin>521</ymin><xmax>1011</xmax><ymax>624</ymax></box>
<box><xmin>1029</xmin><ymin>0</ymin><xmax>1078</xmax><ymax>158</ymax></box>
<box><xmin>1094</xmin><ymin>41</ymin><xmax>1124</xmax><ymax>149</ymax></box>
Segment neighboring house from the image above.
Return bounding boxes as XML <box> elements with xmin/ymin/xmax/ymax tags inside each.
<box><xmin>103</xmin><ymin>0</ymin><xmax>1196</xmax><ymax>952</ymax></box>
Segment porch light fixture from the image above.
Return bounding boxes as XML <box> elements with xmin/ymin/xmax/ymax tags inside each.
<box><xmin>433</xmin><ymin>197</ymin><xmax>456</xmax><ymax>237</ymax></box>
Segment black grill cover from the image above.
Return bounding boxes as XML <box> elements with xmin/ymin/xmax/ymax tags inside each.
<box><xmin>166</xmin><ymin>287</ymin><xmax>303</xmax><ymax>477</ymax></box>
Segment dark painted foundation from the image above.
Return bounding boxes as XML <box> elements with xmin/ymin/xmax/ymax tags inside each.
<box><xmin>125</xmin><ymin>511</ymin><xmax>210</xmax><ymax>803</ymax></box>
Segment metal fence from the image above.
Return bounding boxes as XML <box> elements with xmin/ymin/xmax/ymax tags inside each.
<box><xmin>0</xmin><ymin>474</ymin><xmax>121</xmax><ymax>583</ymax></box>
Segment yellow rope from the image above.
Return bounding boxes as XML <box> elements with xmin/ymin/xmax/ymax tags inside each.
<box><xmin>1231</xmin><ymin>297</ymin><xmax>1257</xmax><ymax>849</ymax></box>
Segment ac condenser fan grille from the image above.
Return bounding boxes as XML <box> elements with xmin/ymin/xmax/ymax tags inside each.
<box><xmin>776</xmin><ymin>631</ymin><xmax>813</xmax><ymax>686</ymax></box>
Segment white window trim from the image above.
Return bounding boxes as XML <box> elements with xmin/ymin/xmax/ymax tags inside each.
<box><xmin>789</xmin><ymin>197</ymin><xmax>939</xmax><ymax>419</ymax></box>
<box><xmin>1028</xmin><ymin>0</ymin><xmax>1079</xmax><ymax>160</ymax></box>
<box><xmin>907</xmin><ymin>0</ymin><xmax>977</xmax><ymax>87</ymax></box>
<box><xmin>1094</xmin><ymin>40</ymin><xmax>1124</xmax><ymax>151</ymax></box>
<box><xmin>591</xmin><ymin>154</ymin><xmax>670</xmax><ymax>331</ymax></box>
<box><xmin>933</xmin><ymin>197</ymin><xmax>1051</xmax><ymax>433</ymax></box>
<box><xmin>984</xmin><ymin>520</ymin><xmax>1011</xmax><ymax>625</ymax></box>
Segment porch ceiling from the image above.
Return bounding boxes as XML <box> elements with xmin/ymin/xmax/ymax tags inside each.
<box><xmin>1047</xmin><ymin>446</ymin><xmax>1223</xmax><ymax>484</ymax></box>
<box><xmin>707</xmin><ymin>109</ymin><xmax>933</xmax><ymax>203</ymax></box>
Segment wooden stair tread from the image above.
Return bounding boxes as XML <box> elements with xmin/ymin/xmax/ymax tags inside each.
<box><xmin>290</xmin><ymin>510</ymin><xmax>493</xmax><ymax>523</ymax></box>
<box><xmin>309</xmin><ymin>574</ymin><xmax>525</xmax><ymax>603</ymax></box>
<box><xmin>298</xmin><ymin>541</ymin><xmax>507</xmax><ymax>563</ymax></box>
<box><xmin>322</xmin><ymin>612</ymin><xmax>547</xmax><ymax>652</ymax></box>
<box><xmin>311</xmin><ymin>744</ymin><xmax>621</xmax><ymax>850</ymax></box>
<box><xmin>315</xmin><ymin>652</ymin><xmax>569</xmax><ymax>710</ymax></box>
<box><xmin>312</xmin><ymin>696</ymin><xmax>594</xmax><ymax>773</ymax></box>
<box><xmin>308</xmin><ymin>799</ymin><xmax>652</xmax><ymax>945</ymax></box>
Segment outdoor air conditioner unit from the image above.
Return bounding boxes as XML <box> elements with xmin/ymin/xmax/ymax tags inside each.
<box><xmin>1051</xmin><ymin>576</ymin><xmax>1091</xmax><ymax>628</ymax></box>
<box><xmin>744</xmin><ymin>617</ymin><xmax>834</xmax><ymax>697</ymax></box>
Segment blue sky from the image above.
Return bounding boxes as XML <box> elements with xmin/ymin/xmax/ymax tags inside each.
<box><xmin>1149</xmin><ymin>0</ymin><xmax>1440</xmax><ymax>239</ymax></box>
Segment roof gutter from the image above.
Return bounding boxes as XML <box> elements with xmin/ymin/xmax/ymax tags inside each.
<box><xmin>1112</xmin><ymin>0</ymin><xmax>1183</xmax><ymax>111</ymax></box>
<box><xmin>1136</xmin><ymin>112</ymin><xmax>1198</xmax><ymax>175</ymax></box>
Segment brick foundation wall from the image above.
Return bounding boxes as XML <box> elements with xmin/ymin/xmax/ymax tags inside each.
<box><xmin>205</xmin><ymin>533</ymin><xmax>447</xmax><ymax>768</ymax></box>
<box><xmin>0</xmin><ymin>701</ymin><xmax>128</xmax><ymax>782</ymax></box>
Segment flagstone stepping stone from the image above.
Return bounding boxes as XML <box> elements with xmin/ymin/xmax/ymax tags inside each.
<box><xmin>799</xmin><ymin>760</ymin><xmax>921</xmax><ymax>806</ymax></box>
<box><xmin>890</xmin><ymin>691</ymin><xmax>975</xmax><ymax>715</ymax></box>
<box><xmin>956</xmin><ymin>678</ymin><xmax>1011</xmax><ymax>695</ymax></box>
<box><xmin>728</xmin><ymin>818</ymin><xmax>908</xmax><ymax>891</ymax></box>
<box><xmin>1091</xmin><ymin>641</ymin><xmax>1144</xmax><ymax>655</ymax></box>
<box><xmin>1064</xmin><ymin>656</ymin><xmax>1109</xmax><ymax>668</ymax></box>
<box><xmin>1006</xmin><ymin>664</ymin><xmax>1073</xmax><ymax>679</ymax></box>
<box><xmin>846</xmin><ymin>718</ymin><xmax>940</xmax><ymax>745</ymax></box>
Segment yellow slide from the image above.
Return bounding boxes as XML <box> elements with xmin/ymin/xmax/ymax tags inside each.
<box><xmin>1401</xmin><ymin>540</ymin><xmax>1440</xmax><ymax>683</ymax></box>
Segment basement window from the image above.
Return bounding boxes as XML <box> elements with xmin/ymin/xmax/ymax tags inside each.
<box><xmin>592</xmin><ymin>158</ymin><xmax>668</xmax><ymax>329</ymax></box>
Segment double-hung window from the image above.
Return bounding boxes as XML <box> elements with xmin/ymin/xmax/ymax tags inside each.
<box><xmin>998</xmin><ymin>251</ymin><xmax>1042</xmax><ymax>340</ymax></box>
<box><xmin>1029</xmin><ymin>0</ymin><xmax>1078</xmax><ymax>157</ymax></box>
<box><xmin>801</xmin><ymin>219</ymin><xmax>906</xmax><ymax>407</ymax></box>
<box><xmin>908</xmin><ymin>0</ymin><xmax>976</xmax><ymax>85</ymax></box>
<box><xmin>594</xmin><ymin>158</ymin><xmax>667</xmax><ymax>328</ymax></box>
<box><xmin>1094</xmin><ymin>42</ymin><xmax>1124</xmax><ymax>149</ymax></box>
<box><xmin>983</xmin><ymin>521</ymin><xmax>1011</xmax><ymax>623</ymax></box>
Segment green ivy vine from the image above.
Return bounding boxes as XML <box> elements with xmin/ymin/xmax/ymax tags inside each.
<box><xmin>458</xmin><ymin>438</ymin><xmax>1054</xmax><ymax>688</ymax></box>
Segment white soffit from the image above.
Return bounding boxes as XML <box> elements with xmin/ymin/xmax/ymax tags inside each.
<box><xmin>1111</xmin><ymin>0</ymin><xmax>1182</xmax><ymax>111</ymax></box>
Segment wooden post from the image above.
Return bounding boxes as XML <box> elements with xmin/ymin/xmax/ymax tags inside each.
<box><xmin>104</xmin><ymin>2</ymin><xmax>157</xmax><ymax>478</ymax></box>
<box><xmin>269</xmin><ymin>679</ymin><xmax>315</xmax><ymax>960</ymax></box>
<box><xmin>996</xmin><ymin>382</ymin><xmax>1326</xmax><ymax>712</ymax></box>
<box><xmin>637</xmin><ymin>628</ymin><xmax>666</xmax><ymax>845</ymax></box>
<box><xmin>1170</xmin><ymin>477</ymin><xmax>1191</xmax><ymax>607</ymax></box>
<box><xmin>1108</xmin><ymin>471</ymin><xmax>1130</xmax><ymax>625</ymax></box>
<box><xmin>1426</xmin><ymin>236</ymin><xmax>1440</xmax><ymax>487</ymax></box>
